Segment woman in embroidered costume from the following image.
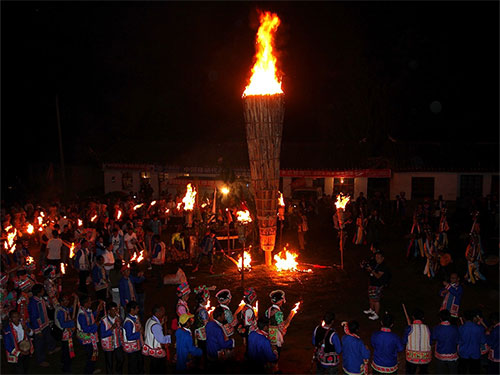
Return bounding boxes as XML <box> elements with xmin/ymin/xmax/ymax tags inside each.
<box><xmin>402</xmin><ymin>308</ymin><xmax>432</xmax><ymax>374</ymax></box>
<box><xmin>341</xmin><ymin>320</ymin><xmax>370</xmax><ymax>375</ymax></box>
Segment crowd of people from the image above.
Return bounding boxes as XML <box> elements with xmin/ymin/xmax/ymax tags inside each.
<box><xmin>0</xmin><ymin>189</ymin><xmax>498</xmax><ymax>374</ymax></box>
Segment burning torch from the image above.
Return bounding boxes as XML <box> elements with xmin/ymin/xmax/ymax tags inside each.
<box><xmin>236</xmin><ymin>209</ymin><xmax>252</xmax><ymax>287</ymax></box>
<box><xmin>335</xmin><ymin>194</ymin><xmax>350</xmax><ymax>270</ymax></box>
<box><xmin>243</xmin><ymin>11</ymin><xmax>284</xmax><ymax>266</ymax></box>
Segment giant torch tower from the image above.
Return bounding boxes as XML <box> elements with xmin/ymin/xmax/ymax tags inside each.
<box><xmin>243</xmin><ymin>12</ymin><xmax>284</xmax><ymax>266</ymax></box>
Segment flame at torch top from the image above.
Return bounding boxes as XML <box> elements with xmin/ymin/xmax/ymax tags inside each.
<box><xmin>181</xmin><ymin>183</ymin><xmax>197</xmax><ymax>211</ymax></box>
<box><xmin>243</xmin><ymin>11</ymin><xmax>283</xmax><ymax>97</ymax></box>
<box><xmin>69</xmin><ymin>242</ymin><xmax>75</xmax><ymax>258</ymax></box>
<box><xmin>291</xmin><ymin>301</ymin><xmax>301</xmax><ymax>314</ymax></box>
<box><xmin>27</xmin><ymin>224</ymin><xmax>34</xmax><ymax>234</ymax></box>
<box><xmin>278</xmin><ymin>192</ymin><xmax>285</xmax><ymax>207</ymax></box>
<box><xmin>236</xmin><ymin>210</ymin><xmax>252</xmax><ymax>224</ymax></box>
<box><xmin>335</xmin><ymin>194</ymin><xmax>350</xmax><ymax>211</ymax></box>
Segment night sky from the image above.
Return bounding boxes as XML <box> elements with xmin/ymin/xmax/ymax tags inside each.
<box><xmin>2</xmin><ymin>1</ymin><xmax>499</xmax><ymax>185</ymax></box>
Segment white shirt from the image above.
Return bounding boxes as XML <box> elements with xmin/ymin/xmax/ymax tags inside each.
<box><xmin>46</xmin><ymin>238</ymin><xmax>63</xmax><ymax>260</ymax></box>
<box><xmin>12</xmin><ymin>323</ymin><xmax>24</xmax><ymax>342</ymax></box>
<box><xmin>124</xmin><ymin>233</ymin><xmax>137</xmax><ymax>250</ymax></box>
<box><xmin>102</xmin><ymin>250</ymin><xmax>115</xmax><ymax>271</ymax></box>
<box><xmin>111</xmin><ymin>235</ymin><xmax>121</xmax><ymax>252</ymax></box>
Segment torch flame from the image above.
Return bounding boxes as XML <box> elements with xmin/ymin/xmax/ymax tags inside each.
<box><xmin>61</xmin><ymin>263</ymin><xmax>66</xmax><ymax>275</ymax></box>
<box><xmin>278</xmin><ymin>191</ymin><xmax>285</xmax><ymax>207</ymax></box>
<box><xmin>274</xmin><ymin>249</ymin><xmax>298</xmax><ymax>272</ymax></box>
<box><xmin>243</xmin><ymin>11</ymin><xmax>283</xmax><ymax>96</ymax></box>
<box><xmin>90</xmin><ymin>215</ymin><xmax>97</xmax><ymax>223</ymax></box>
<box><xmin>40</xmin><ymin>212</ymin><xmax>45</xmax><ymax>217</ymax></box>
<box><xmin>26</xmin><ymin>256</ymin><xmax>34</xmax><ymax>265</ymax></box>
<box><xmin>78</xmin><ymin>219</ymin><xmax>83</xmax><ymax>227</ymax></box>
<box><xmin>181</xmin><ymin>183</ymin><xmax>197</xmax><ymax>211</ymax></box>
<box><xmin>27</xmin><ymin>224</ymin><xmax>34</xmax><ymax>234</ymax></box>
<box><xmin>335</xmin><ymin>194</ymin><xmax>350</xmax><ymax>210</ymax></box>
<box><xmin>130</xmin><ymin>252</ymin><xmax>138</xmax><ymax>262</ymax></box>
<box><xmin>37</xmin><ymin>216</ymin><xmax>43</xmax><ymax>226</ymax></box>
<box><xmin>254</xmin><ymin>300</ymin><xmax>259</xmax><ymax>316</ymax></box>
<box><xmin>150</xmin><ymin>201</ymin><xmax>157</xmax><ymax>206</ymax></box>
<box><xmin>136</xmin><ymin>250</ymin><xmax>144</xmax><ymax>263</ymax></box>
<box><xmin>292</xmin><ymin>301</ymin><xmax>301</xmax><ymax>314</ymax></box>
<box><xmin>236</xmin><ymin>210</ymin><xmax>252</xmax><ymax>224</ymax></box>
<box><xmin>133</xmin><ymin>204</ymin><xmax>144</xmax><ymax>210</ymax></box>
<box><xmin>116</xmin><ymin>209</ymin><xmax>122</xmax><ymax>220</ymax></box>
<box><xmin>237</xmin><ymin>251</ymin><xmax>252</xmax><ymax>271</ymax></box>
<box><xmin>69</xmin><ymin>242</ymin><xmax>75</xmax><ymax>258</ymax></box>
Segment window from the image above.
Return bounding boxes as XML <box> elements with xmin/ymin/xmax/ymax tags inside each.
<box><xmin>122</xmin><ymin>172</ymin><xmax>133</xmax><ymax>190</ymax></box>
<box><xmin>460</xmin><ymin>175</ymin><xmax>483</xmax><ymax>198</ymax></box>
<box><xmin>411</xmin><ymin>177</ymin><xmax>435</xmax><ymax>200</ymax></box>
<box><xmin>333</xmin><ymin>178</ymin><xmax>354</xmax><ymax>196</ymax></box>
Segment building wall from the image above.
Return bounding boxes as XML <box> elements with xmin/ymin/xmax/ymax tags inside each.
<box><xmin>104</xmin><ymin>170</ymin><xmax>124</xmax><ymax>194</ymax></box>
<box><xmin>391</xmin><ymin>172</ymin><xmax>458</xmax><ymax>200</ymax></box>
<box><xmin>354</xmin><ymin>177</ymin><xmax>368</xmax><ymax>198</ymax></box>
<box><xmin>325</xmin><ymin>177</ymin><xmax>334</xmax><ymax>196</ymax></box>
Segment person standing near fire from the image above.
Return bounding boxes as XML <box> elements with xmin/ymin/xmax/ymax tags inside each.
<box><xmin>265</xmin><ymin>290</ymin><xmax>290</xmax><ymax>371</ymax></box>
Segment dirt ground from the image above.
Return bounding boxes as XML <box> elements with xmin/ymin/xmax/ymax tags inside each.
<box><xmin>3</xmin><ymin>213</ymin><xmax>498</xmax><ymax>374</ymax></box>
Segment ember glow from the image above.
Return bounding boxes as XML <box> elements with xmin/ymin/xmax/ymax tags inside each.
<box><xmin>243</xmin><ymin>11</ymin><xmax>283</xmax><ymax>96</ymax></box>
<box><xmin>181</xmin><ymin>183</ymin><xmax>197</xmax><ymax>211</ymax></box>
<box><xmin>236</xmin><ymin>210</ymin><xmax>252</xmax><ymax>224</ymax></box>
<box><xmin>278</xmin><ymin>191</ymin><xmax>285</xmax><ymax>207</ymax></box>
<box><xmin>26</xmin><ymin>224</ymin><xmax>34</xmax><ymax>234</ymax></box>
<box><xmin>274</xmin><ymin>249</ymin><xmax>299</xmax><ymax>271</ymax></box>
<box><xmin>237</xmin><ymin>251</ymin><xmax>252</xmax><ymax>271</ymax></box>
<box><xmin>335</xmin><ymin>194</ymin><xmax>350</xmax><ymax>210</ymax></box>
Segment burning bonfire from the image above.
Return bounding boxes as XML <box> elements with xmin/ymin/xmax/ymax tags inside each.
<box><xmin>236</xmin><ymin>210</ymin><xmax>252</xmax><ymax>224</ymax></box>
<box><xmin>181</xmin><ymin>183</ymin><xmax>197</xmax><ymax>211</ymax></box>
<box><xmin>274</xmin><ymin>249</ymin><xmax>299</xmax><ymax>272</ymax></box>
<box><xmin>237</xmin><ymin>251</ymin><xmax>252</xmax><ymax>271</ymax></box>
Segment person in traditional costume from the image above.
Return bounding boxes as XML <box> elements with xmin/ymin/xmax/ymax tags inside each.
<box><xmin>341</xmin><ymin>320</ymin><xmax>370</xmax><ymax>375</ymax></box>
<box><xmin>75</xmin><ymin>239</ymin><xmax>92</xmax><ymax>295</ymax></box>
<box><xmin>216</xmin><ymin>289</ymin><xmax>239</xmax><ymax>338</ymax></box>
<box><xmin>122</xmin><ymin>301</ymin><xmax>144</xmax><ymax>374</ymax></box>
<box><xmin>265</xmin><ymin>289</ymin><xmax>293</xmax><ymax>371</ymax></box>
<box><xmin>247</xmin><ymin>316</ymin><xmax>277</xmax><ymax>373</ymax></box>
<box><xmin>206</xmin><ymin>306</ymin><xmax>235</xmax><ymax>373</ymax></box>
<box><xmin>464</xmin><ymin>232</ymin><xmax>486</xmax><ymax>284</ymax></box>
<box><xmin>439</xmin><ymin>273</ymin><xmax>463</xmax><ymax>318</ymax></box>
<box><xmin>312</xmin><ymin>311</ymin><xmax>342</xmax><ymax>374</ymax></box>
<box><xmin>100</xmin><ymin>301</ymin><xmax>124</xmax><ymax>374</ymax></box>
<box><xmin>486</xmin><ymin>312</ymin><xmax>499</xmax><ymax>374</ymax></box>
<box><xmin>437</xmin><ymin>208</ymin><xmax>450</xmax><ymax>251</ymax></box>
<box><xmin>353</xmin><ymin>209</ymin><xmax>366</xmax><ymax>245</ymax></box>
<box><xmin>143</xmin><ymin>305</ymin><xmax>171</xmax><ymax>374</ymax></box>
<box><xmin>176</xmin><ymin>282</ymin><xmax>191</xmax><ymax>319</ymax></box>
<box><xmin>402</xmin><ymin>308</ymin><xmax>432</xmax><ymax>374</ymax></box>
<box><xmin>77</xmin><ymin>296</ymin><xmax>103</xmax><ymax>374</ymax></box>
<box><xmin>431</xmin><ymin>309</ymin><xmax>459</xmax><ymax>374</ymax></box>
<box><xmin>42</xmin><ymin>264</ymin><xmax>60</xmax><ymax>308</ymax></box>
<box><xmin>3</xmin><ymin>310</ymin><xmax>34</xmax><ymax>374</ymax></box>
<box><xmin>15</xmin><ymin>270</ymin><xmax>35</xmax><ymax>323</ymax></box>
<box><xmin>55</xmin><ymin>293</ymin><xmax>78</xmax><ymax>374</ymax></box>
<box><xmin>118</xmin><ymin>265</ymin><xmax>144</xmax><ymax>311</ymax></box>
<box><xmin>406</xmin><ymin>213</ymin><xmax>424</xmax><ymax>258</ymax></box>
<box><xmin>193</xmin><ymin>284</ymin><xmax>216</xmax><ymax>358</ymax></box>
<box><xmin>458</xmin><ymin>310</ymin><xmax>487</xmax><ymax>374</ymax></box>
<box><xmin>28</xmin><ymin>283</ymin><xmax>58</xmax><ymax>367</ymax></box>
<box><xmin>176</xmin><ymin>313</ymin><xmax>203</xmax><ymax>372</ymax></box>
<box><xmin>423</xmin><ymin>229</ymin><xmax>438</xmax><ymax>279</ymax></box>
<box><xmin>370</xmin><ymin>313</ymin><xmax>404</xmax><ymax>374</ymax></box>
<box><xmin>237</xmin><ymin>287</ymin><xmax>258</xmax><ymax>352</ymax></box>
<box><xmin>92</xmin><ymin>255</ymin><xmax>109</xmax><ymax>301</ymax></box>
<box><xmin>150</xmin><ymin>234</ymin><xmax>166</xmax><ymax>286</ymax></box>
<box><xmin>192</xmin><ymin>231</ymin><xmax>222</xmax><ymax>274</ymax></box>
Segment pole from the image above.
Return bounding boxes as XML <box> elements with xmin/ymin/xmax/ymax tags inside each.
<box><xmin>279</xmin><ymin>220</ymin><xmax>283</xmax><ymax>250</ymax></box>
<box><xmin>241</xmin><ymin>239</ymin><xmax>245</xmax><ymax>289</ymax></box>
<box><xmin>55</xmin><ymin>94</ymin><xmax>67</xmax><ymax>199</ymax></box>
<box><xmin>340</xmin><ymin>227</ymin><xmax>344</xmax><ymax>270</ymax></box>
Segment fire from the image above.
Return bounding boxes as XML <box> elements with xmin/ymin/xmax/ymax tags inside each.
<box><xmin>236</xmin><ymin>210</ymin><xmax>252</xmax><ymax>224</ymax></box>
<box><xmin>278</xmin><ymin>191</ymin><xmax>285</xmax><ymax>207</ymax></box>
<box><xmin>90</xmin><ymin>215</ymin><xmax>97</xmax><ymax>223</ymax></box>
<box><xmin>237</xmin><ymin>251</ymin><xmax>252</xmax><ymax>271</ymax></box>
<box><xmin>254</xmin><ymin>301</ymin><xmax>259</xmax><ymax>316</ymax></box>
<box><xmin>133</xmin><ymin>204</ymin><xmax>144</xmax><ymax>210</ymax></box>
<box><xmin>274</xmin><ymin>249</ymin><xmax>298</xmax><ymax>271</ymax></box>
<box><xmin>335</xmin><ymin>194</ymin><xmax>350</xmax><ymax>210</ymax></box>
<box><xmin>116</xmin><ymin>209</ymin><xmax>122</xmax><ymax>220</ymax></box>
<box><xmin>27</xmin><ymin>224</ymin><xmax>34</xmax><ymax>234</ymax></box>
<box><xmin>181</xmin><ymin>183</ymin><xmax>197</xmax><ymax>211</ymax></box>
<box><xmin>220</xmin><ymin>186</ymin><xmax>230</xmax><ymax>195</ymax></box>
<box><xmin>130</xmin><ymin>250</ymin><xmax>144</xmax><ymax>263</ymax></box>
<box><xmin>26</xmin><ymin>256</ymin><xmax>34</xmax><ymax>265</ymax></box>
<box><xmin>130</xmin><ymin>252</ymin><xmax>137</xmax><ymax>262</ymax></box>
<box><xmin>69</xmin><ymin>242</ymin><xmax>75</xmax><ymax>258</ymax></box>
<box><xmin>5</xmin><ymin>228</ymin><xmax>17</xmax><ymax>253</ymax></box>
<box><xmin>243</xmin><ymin>11</ymin><xmax>283</xmax><ymax>97</ymax></box>
<box><xmin>37</xmin><ymin>216</ymin><xmax>43</xmax><ymax>226</ymax></box>
<box><xmin>291</xmin><ymin>301</ymin><xmax>301</xmax><ymax>314</ymax></box>
<box><xmin>61</xmin><ymin>263</ymin><xmax>66</xmax><ymax>274</ymax></box>
<box><xmin>176</xmin><ymin>202</ymin><xmax>182</xmax><ymax>210</ymax></box>
<box><xmin>150</xmin><ymin>201</ymin><xmax>157</xmax><ymax>206</ymax></box>
<box><xmin>238</xmin><ymin>299</ymin><xmax>246</xmax><ymax>309</ymax></box>
<box><xmin>78</xmin><ymin>219</ymin><xmax>83</xmax><ymax>227</ymax></box>
<box><xmin>40</xmin><ymin>212</ymin><xmax>45</xmax><ymax>217</ymax></box>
